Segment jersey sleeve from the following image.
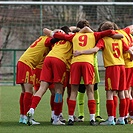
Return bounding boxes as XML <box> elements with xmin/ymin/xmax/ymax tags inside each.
<box><xmin>122</xmin><ymin>27</ymin><xmax>130</xmax><ymax>35</ymax></box>
<box><xmin>53</xmin><ymin>32</ymin><xmax>75</xmax><ymax>42</ymax></box>
<box><xmin>45</xmin><ymin>37</ymin><xmax>53</xmax><ymax>47</ymax></box>
<box><xmin>96</xmin><ymin>39</ymin><xmax>105</xmax><ymax>50</ymax></box>
<box><xmin>122</xmin><ymin>40</ymin><xmax>129</xmax><ymax>52</ymax></box>
<box><xmin>94</xmin><ymin>30</ymin><xmax>115</xmax><ymax>41</ymax></box>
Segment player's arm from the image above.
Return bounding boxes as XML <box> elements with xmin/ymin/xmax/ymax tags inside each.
<box><xmin>73</xmin><ymin>46</ymin><xmax>99</xmax><ymax>57</ymax></box>
<box><xmin>122</xmin><ymin>40</ymin><xmax>133</xmax><ymax>60</ymax></box>
<box><xmin>43</xmin><ymin>28</ymin><xmax>65</xmax><ymax>37</ymax></box>
<box><xmin>79</xmin><ymin>26</ymin><xmax>93</xmax><ymax>33</ymax></box>
<box><xmin>73</xmin><ymin>38</ymin><xmax>104</xmax><ymax>57</ymax></box>
<box><xmin>110</xmin><ymin>33</ymin><xmax>124</xmax><ymax>39</ymax></box>
<box><xmin>43</xmin><ymin>27</ymin><xmax>74</xmax><ymax>42</ymax></box>
<box><xmin>95</xmin><ymin>30</ymin><xmax>123</xmax><ymax>41</ymax></box>
<box><xmin>129</xmin><ymin>46</ymin><xmax>133</xmax><ymax>51</ymax></box>
<box><xmin>126</xmin><ymin>48</ymin><xmax>133</xmax><ymax>61</ymax></box>
<box><xmin>69</xmin><ymin>26</ymin><xmax>77</xmax><ymax>32</ymax></box>
<box><xmin>43</xmin><ymin>28</ymin><xmax>52</xmax><ymax>36</ymax></box>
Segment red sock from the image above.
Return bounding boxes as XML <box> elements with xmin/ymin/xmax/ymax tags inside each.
<box><xmin>54</xmin><ymin>102</ymin><xmax>62</xmax><ymax>115</ymax></box>
<box><xmin>106</xmin><ymin>100</ymin><xmax>114</xmax><ymax>116</ymax></box>
<box><xmin>88</xmin><ymin>100</ymin><xmax>96</xmax><ymax>114</ymax></box>
<box><xmin>19</xmin><ymin>93</ymin><xmax>24</xmax><ymax>115</ymax></box>
<box><xmin>59</xmin><ymin>99</ymin><xmax>63</xmax><ymax>114</ymax></box>
<box><xmin>113</xmin><ymin>96</ymin><xmax>118</xmax><ymax>118</ymax></box>
<box><xmin>23</xmin><ymin>92</ymin><xmax>33</xmax><ymax>115</ymax></box>
<box><xmin>50</xmin><ymin>95</ymin><xmax>55</xmax><ymax>111</ymax></box>
<box><xmin>125</xmin><ymin>98</ymin><xmax>130</xmax><ymax>116</ymax></box>
<box><xmin>30</xmin><ymin>96</ymin><xmax>41</xmax><ymax>109</ymax></box>
<box><xmin>119</xmin><ymin>99</ymin><xmax>126</xmax><ymax>117</ymax></box>
<box><xmin>68</xmin><ymin>100</ymin><xmax>76</xmax><ymax>115</ymax></box>
<box><xmin>129</xmin><ymin>99</ymin><xmax>133</xmax><ymax>116</ymax></box>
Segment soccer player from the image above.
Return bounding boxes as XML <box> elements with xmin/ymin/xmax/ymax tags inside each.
<box><xmin>115</xmin><ymin>25</ymin><xmax>133</xmax><ymax>124</ymax></box>
<box><xmin>27</xmin><ymin>26</ymin><xmax>73</xmax><ymax>126</ymax></box>
<box><xmin>73</xmin><ymin>21</ymin><xmax>133</xmax><ymax>125</ymax></box>
<box><xmin>76</xmin><ymin>20</ymin><xmax>105</xmax><ymax>123</ymax></box>
<box><xmin>102</xmin><ymin>22</ymin><xmax>133</xmax><ymax>124</ymax></box>
<box><xmin>16</xmin><ymin>35</ymin><xmax>57</xmax><ymax>125</ymax></box>
<box><xmin>46</xmin><ymin>25</ymin><xmax>117</xmax><ymax>126</ymax></box>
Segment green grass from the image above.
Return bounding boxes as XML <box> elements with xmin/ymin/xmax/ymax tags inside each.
<box><xmin>0</xmin><ymin>85</ymin><xmax>132</xmax><ymax>133</ymax></box>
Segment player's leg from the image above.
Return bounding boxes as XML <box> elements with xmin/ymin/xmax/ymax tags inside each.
<box><xmin>86</xmin><ymin>84</ymin><xmax>97</xmax><ymax>125</ymax></box>
<box><xmin>128</xmin><ymin>87</ymin><xmax>133</xmax><ymax>124</ymax></box>
<box><xmin>77</xmin><ymin>84</ymin><xmax>86</xmax><ymax>122</ymax></box>
<box><xmin>100</xmin><ymin>90</ymin><xmax>115</xmax><ymax>125</ymax></box>
<box><xmin>49</xmin><ymin>85</ymin><xmax>55</xmax><ymax>123</ymax></box>
<box><xmin>27</xmin><ymin>81</ymin><xmax>49</xmax><ymax>125</ymax></box>
<box><xmin>23</xmin><ymin>83</ymin><xmax>33</xmax><ymax>124</ymax></box>
<box><xmin>68</xmin><ymin>84</ymin><xmax>79</xmax><ymax>125</ymax></box>
<box><xmin>19</xmin><ymin>84</ymin><xmax>25</xmax><ymax>123</ymax></box>
<box><xmin>59</xmin><ymin>87</ymin><xmax>66</xmax><ymax>123</ymax></box>
<box><xmin>94</xmin><ymin>83</ymin><xmax>105</xmax><ymax>122</ymax></box>
<box><xmin>52</xmin><ymin>82</ymin><xmax>65</xmax><ymax>125</ymax></box>
<box><xmin>16</xmin><ymin>61</ymin><xmax>34</xmax><ymax>125</ymax></box>
<box><xmin>113</xmin><ymin>91</ymin><xmax>118</xmax><ymax>122</ymax></box>
<box><xmin>116</xmin><ymin>90</ymin><xmax>126</xmax><ymax>125</ymax></box>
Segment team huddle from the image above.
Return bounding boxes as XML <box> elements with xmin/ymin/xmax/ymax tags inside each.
<box><xmin>16</xmin><ymin>20</ymin><xmax>133</xmax><ymax>126</ymax></box>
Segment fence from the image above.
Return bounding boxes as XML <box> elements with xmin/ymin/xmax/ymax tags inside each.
<box><xmin>0</xmin><ymin>1</ymin><xmax>133</xmax><ymax>85</ymax></box>
<box><xmin>0</xmin><ymin>49</ymin><xmax>25</xmax><ymax>85</ymax></box>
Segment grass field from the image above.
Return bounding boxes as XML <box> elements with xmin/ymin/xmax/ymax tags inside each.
<box><xmin>0</xmin><ymin>85</ymin><xmax>132</xmax><ymax>133</ymax></box>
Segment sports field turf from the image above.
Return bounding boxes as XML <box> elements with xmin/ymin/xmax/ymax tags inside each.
<box><xmin>0</xmin><ymin>85</ymin><xmax>132</xmax><ymax>133</ymax></box>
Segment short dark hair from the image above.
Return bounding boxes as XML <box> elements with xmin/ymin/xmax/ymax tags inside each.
<box><xmin>76</xmin><ymin>20</ymin><xmax>90</xmax><ymax>29</ymax></box>
<box><xmin>61</xmin><ymin>26</ymin><xmax>71</xmax><ymax>34</ymax></box>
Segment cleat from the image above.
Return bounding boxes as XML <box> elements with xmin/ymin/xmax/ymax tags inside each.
<box><xmin>51</xmin><ymin>118</ymin><xmax>54</xmax><ymax>123</ymax></box>
<box><xmin>128</xmin><ymin>117</ymin><xmax>133</xmax><ymax>124</ymax></box>
<box><xmin>59</xmin><ymin>115</ymin><xmax>66</xmax><ymax>123</ymax></box>
<box><xmin>90</xmin><ymin>120</ymin><xmax>97</xmax><ymax>126</ymax></box>
<box><xmin>78</xmin><ymin>116</ymin><xmax>84</xmax><ymax>122</ymax></box>
<box><xmin>27</xmin><ymin>111</ymin><xmax>33</xmax><ymax>126</ymax></box>
<box><xmin>73</xmin><ymin>115</ymin><xmax>78</xmax><ymax>122</ymax></box>
<box><xmin>31</xmin><ymin>119</ymin><xmax>40</xmax><ymax>125</ymax></box>
<box><xmin>95</xmin><ymin>116</ymin><xmax>105</xmax><ymax>122</ymax></box>
<box><xmin>22</xmin><ymin>117</ymin><xmax>28</xmax><ymax>124</ymax></box>
<box><xmin>124</xmin><ymin>118</ymin><xmax>128</xmax><ymax>124</ymax></box>
<box><xmin>68</xmin><ymin>119</ymin><xmax>74</xmax><ymax>125</ymax></box>
<box><xmin>116</xmin><ymin>119</ymin><xmax>125</xmax><ymax>125</ymax></box>
<box><xmin>19</xmin><ymin>117</ymin><xmax>23</xmax><ymax>123</ymax></box>
<box><xmin>52</xmin><ymin>120</ymin><xmax>65</xmax><ymax>125</ymax></box>
<box><xmin>100</xmin><ymin>120</ymin><xmax>115</xmax><ymax>126</ymax></box>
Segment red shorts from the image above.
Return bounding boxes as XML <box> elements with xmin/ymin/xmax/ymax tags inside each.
<box><xmin>32</xmin><ymin>68</ymin><xmax>42</xmax><ymax>91</ymax></box>
<box><xmin>40</xmin><ymin>57</ymin><xmax>66</xmax><ymax>84</ymax></box>
<box><xmin>125</xmin><ymin>67</ymin><xmax>133</xmax><ymax>90</ymax></box>
<box><xmin>16</xmin><ymin>61</ymin><xmax>33</xmax><ymax>84</ymax></box>
<box><xmin>70</xmin><ymin>62</ymin><xmax>95</xmax><ymax>85</ymax></box>
<box><xmin>105</xmin><ymin>65</ymin><xmax>126</xmax><ymax>91</ymax></box>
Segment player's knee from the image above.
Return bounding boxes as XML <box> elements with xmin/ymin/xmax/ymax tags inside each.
<box><xmin>54</xmin><ymin>93</ymin><xmax>62</xmax><ymax>103</ymax></box>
